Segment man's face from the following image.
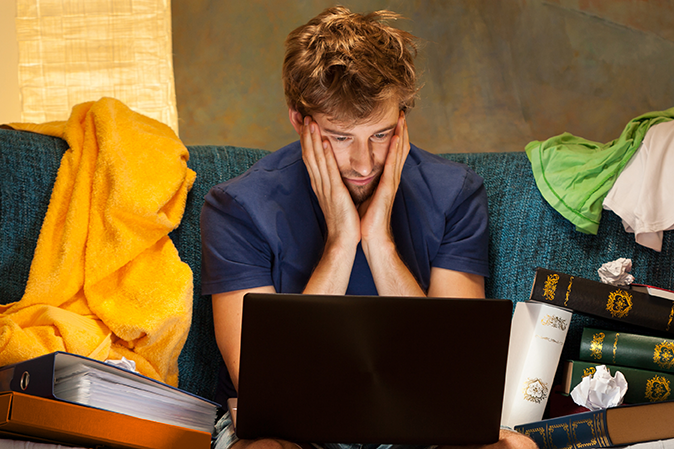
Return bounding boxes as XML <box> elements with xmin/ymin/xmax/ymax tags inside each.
<box><xmin>311</xmin><ymin>103</ymin><xmax>400</xmax><ymax>206</ymax></box>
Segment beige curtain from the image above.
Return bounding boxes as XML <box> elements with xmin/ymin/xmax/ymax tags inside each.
<box><xmin>15</xmin><ymin>0</ymin><xmax>178</xmax><ymax>135</ymax></box>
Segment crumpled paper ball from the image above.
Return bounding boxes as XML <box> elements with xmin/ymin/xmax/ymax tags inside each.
<box><xmin>570</xmin><ymin>365</ymin><xmax>628</xmax><ymax>411</ymax></box>
<box><xmin>105</xmin><ymin>356</ymin><xmax>138</xmax><ymax>373</ymax></box>
<box><xmin>598</xmin><ymin>258</ymin><xmax>635</xmax><ymax>286</ymax></box>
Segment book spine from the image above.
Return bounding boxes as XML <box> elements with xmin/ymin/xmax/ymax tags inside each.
<box><xmin>580</xmin><ymin>328</ymin><xmax>674</xmax><ymax>374</ymax></box>
<box><xmin>0</xmin><ymin>391</ymin><xmax>212</xmax><ymax>449</ymax></box>
<box><xmin>565</xmin><ymin>360</ymin><xmax>674</xmax><ymax>404</ymax></box>
<box><xmin>530</xmin><ymin>267</ymin><xmax>674</xmax><ymax>334</ymax></box>
<box><xmin>501</xmin><ymin>301</ymin><xmax>572</xmax><ymax>428</ymax></box>
<box><xmin>514</xmin><ymin>408</ymin><xmax>612</xmax><ymax>449</ymax></box>
<box><xmin>0</xmin><ymin>352</ymin><xmax>57</xmax><ymax>399</ymax></box>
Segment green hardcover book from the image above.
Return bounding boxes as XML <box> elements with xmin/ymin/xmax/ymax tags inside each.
<box><xmin>563</xmin><ymin>360</ymin><xmax>674</xmax><ymax>404</ymax></box>
<box><xmin>580</xmin><ymin>327</ymin><xmax>674</xmax><ymax>374</ymax></box>
<box><xmin>530</xmin><ymin>267</ymin><xmax>674</xmax><ymax>334</ymax></box>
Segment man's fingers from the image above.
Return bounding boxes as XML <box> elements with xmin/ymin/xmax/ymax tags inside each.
<box><xmin>401</xmin><ymin>112</ymin><xmax>410</xmax><ymax>162</ymax></box>
<box><xmin>321</xmin><ymin>138</ymin><xmax>342</xmax><ymax>190</ymax></box>
<box><xmin>392</xmin><ymin>112</ymin><xmax>409</xmax><ymax>178</ymax></box>
<box><xmin>301</xmin><ymin>117</ymin><xmax>323</xmax><ymax>193</ymax></box>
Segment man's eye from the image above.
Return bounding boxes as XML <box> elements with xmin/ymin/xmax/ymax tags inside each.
<box><xmin>334</xmin><ymin>136</ymin><xmax>350</xmax><ymax>143</ymax></box>
<box><xmin>371</xmin><ymin>133</ymin><xmax>389</xmax><ymax>141</ymax></box>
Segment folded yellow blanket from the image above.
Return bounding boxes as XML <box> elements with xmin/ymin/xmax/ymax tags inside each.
<box><xmin>1</xmin><ymin>98</ymin><xmax>196</xmax><ymax>386</ymax></box>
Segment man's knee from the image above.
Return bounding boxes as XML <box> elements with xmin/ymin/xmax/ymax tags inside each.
<box><xmin>497</xmin><ymin>429</ymin><xmax>538</xmax><ymax>449</ymax></box>
<box><xmin>232</xmin><ymin>438</ymin><xmax>300</xmax><ymax>449</ymax></box>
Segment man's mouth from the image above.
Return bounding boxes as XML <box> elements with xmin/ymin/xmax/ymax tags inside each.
<box><xmin>345</xmin><ymin>176</ymin><xmax>374</xmax><ymax>186</ymax></box>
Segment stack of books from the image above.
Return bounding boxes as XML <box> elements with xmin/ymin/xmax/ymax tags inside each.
<box><xmin>514</xmin><ymin>268</ymin><xmax>674</xmax><ymax>449</ymax></box>
<box><xmin>563</xmin><ymin>328</ymin><xmax>674</xmax><ymax>405</ymax></box>
<box><xmin>0</xmin><ymin>351</ymin><xmax>219</xmax><ymax>448</ymax></box>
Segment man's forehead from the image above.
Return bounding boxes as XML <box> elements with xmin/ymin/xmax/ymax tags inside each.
<box><xmin>322</xmin><ymin>107</ymin><xmax>399</xmax><ymax>133</ymax></box>
<box><xmin>323</xmin><ymin>119</ymin><xmax>397</xmax><ymax>134</ymax></box>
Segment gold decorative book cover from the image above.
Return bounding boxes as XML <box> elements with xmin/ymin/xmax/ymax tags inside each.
<box><xmin>580</xmin><ymin>327</ymin><xmax>674</xmax><ymax>374</ymax></box>
<box><xmin>515</xmin><ymin>400</ymin><xmax>674</xmax><ymax>449</ymax></box>
<box><xmin>563</xmin><ymin>360</ymin><xmax>674</xmax><ymax>404</ymax></box>
<box><xmin>530</xmin><ymin>267</ymin><xmax>674</xmax><ymax>334</ymax></box>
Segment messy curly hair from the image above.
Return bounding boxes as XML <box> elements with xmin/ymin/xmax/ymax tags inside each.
<box><xmin>282</xmin><ymin>6</ymin><xmax>419</xmax><ymax>124</ymax></box>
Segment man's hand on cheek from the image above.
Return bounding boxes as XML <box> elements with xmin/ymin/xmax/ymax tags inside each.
<box><xmin>299</xmin><ymin>116</ymin><xmax>361</xmax><ymax>249</ymax></box>
<box><xmin>359</xmin><ymin>112</ymin><xmax>410</xmax><ymax>244</ymax></box>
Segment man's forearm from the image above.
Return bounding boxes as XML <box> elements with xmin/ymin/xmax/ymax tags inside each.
<box><xmin>361</xmin><ymin>237</ymin><xmax>425</xmax><ymax>296</ymax></box>
<box><xmin>303</xmin><ymin>239</ymin><xmax>358</xmax><ymax>295</ymax></box>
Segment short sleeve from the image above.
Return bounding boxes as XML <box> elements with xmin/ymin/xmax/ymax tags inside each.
<box><xmin>199</xmin><ymin>186</ymin><xmax>274</xmax><ymax>295</ymax></box>
<box><xmin>433</xmin><ymin>170</ymin><xmax>490</xmax><ymax>277</ymax></box>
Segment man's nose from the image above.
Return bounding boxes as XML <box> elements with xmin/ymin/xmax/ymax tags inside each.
<box><xmin>350</xmin><ymin>141</ymin><xmax>373</xmax><ymax>176</ymax></box>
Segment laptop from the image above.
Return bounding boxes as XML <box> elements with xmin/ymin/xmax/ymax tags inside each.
<box><xmin>232</xmin><ymin>293</ymin><xmax>512</xmax><ymax>446</ymax></box>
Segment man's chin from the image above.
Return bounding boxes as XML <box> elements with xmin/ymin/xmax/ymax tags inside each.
<box><xmin>347</xmin><ymin>181</ymin><xmax>379</xmax><ymax>207</ymax></box>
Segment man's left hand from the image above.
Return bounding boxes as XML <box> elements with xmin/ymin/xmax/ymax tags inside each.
<box><xmin>359</xmin><ymin>111</ymin><xmax>410</xmax><ymax>247</ymax></box>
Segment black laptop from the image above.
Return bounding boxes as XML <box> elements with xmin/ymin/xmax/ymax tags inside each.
<box><xmin>232</xmin><ymin>293</ymin><xmax>512</xmax><ymax>446</ymax></box>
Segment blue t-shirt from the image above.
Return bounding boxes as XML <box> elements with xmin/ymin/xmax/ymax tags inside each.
<box><xmin>200</xmin><ymin>141</ymin><xmax>490</xmax><ymax>401</ymax></box>
<box><xmin>201</xmin><ymin>141</ymin><xmax>489</xmax><ymax>296</ymax></box>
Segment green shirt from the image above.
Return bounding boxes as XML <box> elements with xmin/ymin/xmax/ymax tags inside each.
<box><xmin>525</xmin><ymin>108</ymin><xmax>674</xmax><ymax>234</ymax></box>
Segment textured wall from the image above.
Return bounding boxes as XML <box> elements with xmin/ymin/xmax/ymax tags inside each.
<box><xmin>172</xmin><ymin>0</ymin><xmax>674</xmax><ymax>153</ymax></box>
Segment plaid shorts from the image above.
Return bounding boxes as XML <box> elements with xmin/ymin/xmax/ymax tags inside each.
<box><xmin>212</xmin><ymin>412</ymin><xmax>437</xmax><ymax>449</ymax></box>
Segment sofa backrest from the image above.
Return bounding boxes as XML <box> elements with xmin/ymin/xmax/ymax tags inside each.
<box><xmin>2</xmin><ymin>129</ymin><xmax>672</xmax><ymax>401</ymax></box>
<box><xmin>443</xmin><ymin>151</ymin><xmax>673</xmax><ymax>381</ymax></box>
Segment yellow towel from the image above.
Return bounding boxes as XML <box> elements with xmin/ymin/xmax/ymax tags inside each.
<box><xmin>1</xmin><ymin>98</ymin><xmax>196</xmax><ymax>386</ymax></box>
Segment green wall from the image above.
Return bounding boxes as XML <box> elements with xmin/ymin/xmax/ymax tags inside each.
<box><xmin>172</xmin><ymin>0</ymin><xmax>674</xmax><ymax>153</ymax></box>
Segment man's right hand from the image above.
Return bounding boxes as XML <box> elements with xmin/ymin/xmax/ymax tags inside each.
<box><xmin>300</xmin><ymin>116</ymin><xmax>361</xmax><ymax>251</ymax></box>
<box><xmin>299</xmin><ymin>116</ymin><xmax>360</xmax><ymax>295</ymax></box>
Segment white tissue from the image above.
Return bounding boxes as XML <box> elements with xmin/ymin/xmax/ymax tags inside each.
<box><xmin>570</xmin><ymin>365</ymin><xmax>628</xmax><ymax>411</ymax></box>
<box><xmin>598</xmin><ymin>258</ymin><xmax>635</xmax><ymax>286</ymax></box>
<box><xmin>105</xmin><ymin>356</ymin><xmax>138</xmax><ymax>373</ymax></box>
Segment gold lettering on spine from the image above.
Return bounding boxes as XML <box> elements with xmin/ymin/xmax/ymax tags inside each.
<box><xmin>589</xmin><ymin>412</ymin><xmax>611</xmax><ymax>448</ymax></box>
<box><xmin>544</xmin><ymin>274</ymin><xmax>559</xmax><ymax>301</ymax></box>
<box><xmin>564</xmin><ymin>276</ymin><xmax>574</xmax><ymax>307</ymax></box>
<box><xmin>654</xmin><ymin>342</ymin><xmax>674</xmax><ymax>370</ymax></box>
<box><xmin>645</xmin><ymin>375</ymin><xmax>671</xmax><ymax>402</ymax></box>
<box><xmin>590</xmin><ymin>332</ymin><xmax>605</xmax><ymax>360</ymax></box>
<box><xmin>613</xmin><ymin>333</ymin><xmax>619</xmax><ymax>364</ymax></box>
<box><xmin>606</xmin><ymin>290</ymin><xmax>633</xmax><ymax>318</ymax></box>
<box><xmin>667</xmin><ymin>303</ymin><xmax>674</xmax><ymax>332</ymax></box>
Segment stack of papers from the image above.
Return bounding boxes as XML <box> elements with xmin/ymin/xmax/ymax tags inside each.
<box><xmin>54</xmin><ymin>360</ymin><xmax>217</xmax><ymax>433</ymax></box>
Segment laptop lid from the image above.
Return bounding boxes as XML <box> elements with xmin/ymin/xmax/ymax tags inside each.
<box><xmin>235</xmin><ymin>293</ymin><xmax>512</xmax><ymax>446</ymax></box>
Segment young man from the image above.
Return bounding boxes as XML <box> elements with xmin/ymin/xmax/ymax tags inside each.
<box><xmin>201</xmin><ymin>6</ymin><xmax>534</xmax><ymax>449</ymax></box>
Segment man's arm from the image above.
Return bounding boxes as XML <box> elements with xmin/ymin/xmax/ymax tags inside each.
<box><xmin>295</xmin><ymin>113</ymin><xmax>360</xmax><ymax>295</ymax></box>
<box><xmin>358</xmin><ymin>113</ymin><xmax>484</xmax><ymax>299</ymax></box>
<box><xmin>212</xmin><ymin>113</ymin><xmax>364</xmax><ymax>391</ymax></box>
<box><xmin>212</xmin><ymin>285</ymin><xmax>275</xmax><ymax>391</ymax></box>
<box><xmin>357</xmin><ymin>112</ymin><xmax>428</xmax><ymax>296</ymax></box>
<box><xmin>361</xmin><ymin>247</ymin><xmax>485</xmax><ymax>298</ymax></box>
<box><xmin>428</xmin><ymin>267</ymin><xmax>485</xmax><ymax>298</ymax></box>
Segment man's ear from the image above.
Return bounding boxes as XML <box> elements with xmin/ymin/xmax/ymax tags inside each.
<box><xmin>288</xmin><ymin>109</ymin><xmax>304</xmax><ymax>134</ymax></box>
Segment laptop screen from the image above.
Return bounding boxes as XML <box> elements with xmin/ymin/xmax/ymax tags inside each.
<box><xmin>235</xmin><ymin>293</ymin><xmax>512</xmax><ymax>446</ymax></box>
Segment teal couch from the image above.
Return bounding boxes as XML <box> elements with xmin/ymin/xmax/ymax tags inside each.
<box><xmin>1</xmin><ymin>128</ymin><xmax>672</xmax><ymax>403</ymax></box>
